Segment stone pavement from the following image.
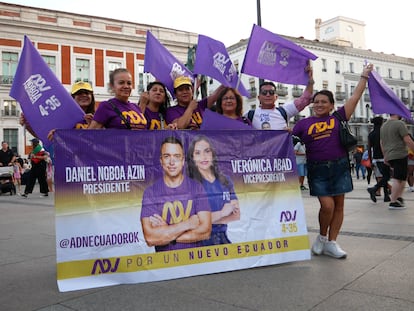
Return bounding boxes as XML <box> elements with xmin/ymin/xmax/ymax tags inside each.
<box><xmin>0</xmin><ymin>178</ymin><xmax>413</xmax><ymax>311</ymax></box>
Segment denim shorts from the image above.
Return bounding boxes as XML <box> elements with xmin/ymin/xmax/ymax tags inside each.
<box><xmin>307</xmin><ymin>157</ymin><xmax>353</xmax><ymax>196</ymax></box>
<box><xmin>296</xmin><ymin>163</ymin><xmax>307</xmax><ymax>177</ymax></box>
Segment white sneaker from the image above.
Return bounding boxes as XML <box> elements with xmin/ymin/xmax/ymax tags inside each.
<box><xmin>409</xmin><ymin>186</ymin><xmax>414</xmax><ymax>192</ymax></box>
<box><xmin>311</xmin><ymin>235</ymin><xmax>327</xmax><ymax>255</ymax></box>
<box><xmin>323</xmin><ymin>241</ymin><xmax>347</xmax><ymax>259</ymax></box>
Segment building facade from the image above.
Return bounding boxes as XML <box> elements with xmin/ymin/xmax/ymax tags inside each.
<box><xmin>0</xmin><ymin>2</ymin><xmax>197</xmax><ymax>156</ymax></box>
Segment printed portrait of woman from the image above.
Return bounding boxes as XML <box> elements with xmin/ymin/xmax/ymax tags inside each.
<box><xmin>187</xmin><ymin>135</ymin><xmax>240</xmax><ymax>245</ymax></box>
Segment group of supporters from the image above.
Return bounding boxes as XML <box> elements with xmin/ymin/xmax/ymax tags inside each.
<box><xmin>21</xmin><ymin>62</ymin><xmax>414</xmax><ymax>260</ymax></box>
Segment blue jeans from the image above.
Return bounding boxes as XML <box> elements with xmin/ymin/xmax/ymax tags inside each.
<box><xmin>355</xmin><ymin>163</ymin><xmax>366</xmax><ymax>179</ymax></box>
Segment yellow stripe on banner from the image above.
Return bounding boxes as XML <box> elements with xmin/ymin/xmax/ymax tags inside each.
<box><xmin>57</xmin><ymin>235</ymin><xmax>309</xmax><ymax>280</ymax></box>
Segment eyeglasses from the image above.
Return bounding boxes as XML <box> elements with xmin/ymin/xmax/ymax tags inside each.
<box><xmin>222</xmin><ymin>96</ymin><xmax>236</xmax><ymax>101</ymax></box>
<box><xmin>260</xmin><ymin>90</ymin><xmax>275</xmax><ymax>96</ymax></box>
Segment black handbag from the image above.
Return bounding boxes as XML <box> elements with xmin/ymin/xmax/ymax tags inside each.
<box><xmin>333</xmin><ymin>111</ymin><xmax>358</xmax><ymax>151</ymax></box>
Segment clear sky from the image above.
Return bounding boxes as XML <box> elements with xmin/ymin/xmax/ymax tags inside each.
<box><xmin>3</xmin><ymin>0</ymin><xmax>413</xmax><ymax>58</ymax></box>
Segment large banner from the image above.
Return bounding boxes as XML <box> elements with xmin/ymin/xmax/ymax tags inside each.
<box><xmin>54</xmin><ymin>129</ymin><xmax>310</xmax><ymax>292</ymax></box>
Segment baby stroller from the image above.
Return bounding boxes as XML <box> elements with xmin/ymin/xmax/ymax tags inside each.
<box><xmin>0</xmin><ymin>166</ymin><xmax>16</xmax><ymax>195</ymax></box>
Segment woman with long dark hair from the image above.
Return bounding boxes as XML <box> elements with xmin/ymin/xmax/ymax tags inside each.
<box><xmin>187</xmin><ymin>135</ymin><xmax>240</xmax><ymax>245</ymax></box>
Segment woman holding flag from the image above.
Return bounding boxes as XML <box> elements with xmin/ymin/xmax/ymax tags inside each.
<box><xmin>292</xmin><ymin>63</ymin><xmax>374</xmax><ymax>259</ymax></box>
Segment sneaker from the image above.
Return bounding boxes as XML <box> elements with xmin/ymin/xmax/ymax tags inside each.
<box><xmin>323</xmin><ymin>241</ymin><xmax>347</xmax><ymax>259</ymax></box>
<box><xmin>311</xmin><ymin>235</ymin><xmax>327</xmax><ymax>255</ymax></box>
<box><xmin>300</xmin><ymin>185</ymin><xmax>308</xmax><ymax>190</ymax></box>
<box><xmin>21</xmin><ymin>193</ymin><xmax>28</xmax><ymax>198</ymax></box>
<box><xmin>40</xmin><ymin>193</ymin><xmax>49</xmax><ymax>197</ymax></box>
<box><xmin>384</xmin><ymin>195</ymin><xmax>391</xmax><ymax>202</ymax></box>
<box><xmin>367</xmin><ymin>187</ymin><xmax>377</xmax><ymax>203</ymax></box>
<box><xmin>409</xmin><ymin>186</ymin><xmax>414</xmax><ymax>192</ymax></box>
<box><xmin>389</xmin><ymin>201</ymin><xmax>406</xmax><ymax>210</ymax></box>
<box><xmin>397</xmin><ymin>197</ymin><xmax>404</xmax><ymax>206</ymax></box>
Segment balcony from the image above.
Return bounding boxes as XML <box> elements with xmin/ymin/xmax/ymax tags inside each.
<box><xmin>275</xmin><ymin>86</ymin><xmax>288</xmax><ymax>97</ymax></box>
<box><xmin>1</xmin><ymin>110</ymin><xmax>20</xmax><ymax>117</ymax></box>
<box><xmin>335</xmin><ymin>92</ymin><xmax>346</xmax><ymax>101</ymax></box>
<box><xmin>1</xmin><ymin>75</ymin><xmax>14</xmax><ymax>85</ymax></box>
<box><xmin>364</xmin><ymin>94</ymin><xmax>371</xmax><ymax>102</ymax></box>
<box><xmin>249</xmin><ymin>87</ymin><xmax>257</xmax><ymax>98</ymax></box>
<box><xmin>292</xmin><ymin>87</ymin><xmax>303</xmax><ymax>98</ymax></box>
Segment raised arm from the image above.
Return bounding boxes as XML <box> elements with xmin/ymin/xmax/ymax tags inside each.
<box><xmin>344</xmin><ymin>63</ymin><xmax>374</xmax><ymax>120</ymax></box>
<box><xmin>206</xmin><ymin>85</ymin><xmax>226</xmax><ymax>109</ymax></box>
<box><xmin>173</xmin><ymin>100</ymin><xmax>199</xmax><ymax>129</ymax></box>
<box><xmin>294</xmin><ymin>61</ymin><xmax>314</xmax><ymax>112</ymax></box>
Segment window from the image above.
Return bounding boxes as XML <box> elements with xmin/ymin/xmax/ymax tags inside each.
<box><xmin>335</xmin><ymin>61</ymin><xmax>340</xmax><ymax>73</ymax></box>
<box><xmin>388</xmin><ymin>68</ymin><xmax>392</xmax><ymax>78</ymax></box>
<box><xmin>335</xmin><ymin>84</ymin><xmax>342</xmax><ymax>92</ymax></box>
<box><xmin>349</xmin><ymin>62</ymin><xmax>354</xmax><ymax>73</ymax></box>
<box><xmin>375</xmin><ymin>66</ymin><xmax>381</xmax><ymax>75</ymax></box>
<box><xmin>322</xmin><ymin>59</ymin><xmax>327</xmax><ymax>72</ymax></box>
<box><xmin>42</xmin><ymin>55</ymin><xmax>56</xmax><ymax>73</ymax></box>
<box><xmin>2</xmin><ymin>51</ymin><xmax>18</xmax><ymax>84</ymax></box>
<box><xmin>400</xmin><ymin>70</ymin><xmax>404</xmax><ymax>80</ymax></box>
<box><xmin>401</xmin><ymin>89</ymin><xmax>407</xmax><ymax>100</ymax></box>
<box><xmin>3</xmin><ymin>129</ymin><xmax>18</xmax><ymax>154</ymax></box>
<box><xmin>233</xmin><ymin>59</ymin><xmax>239</xmax><ymax>73</ymax></box>
<box><xmin>322</xmin><ymin>80</ymin><xmax>328</xmax><ymax>90</ymax></box>
<box><xmin>137</xmin><ymin>64</ymin><xmax>144</xmax><ymax>93</ymax></box>
<box><xmin>350</xmin><ymin>85</ymin><xmax>355</xmax><ymax>95</ymax></box>
<box><xmin>411</xmin><ymin>72</ymin><xmax>414</xmax><ymax>82</ymax></box>
<box><xmin>75</xmin><ymin>58</ymin><xmax>90</xmax><ymax>83</ymax></box>
<box><xmin>346</xmin><ymin>25</ymin><xmax>354</xmax><ymax>32</ymax></box>
<box><xmin>249</xmin><ymin>78</ymin><xmax>256</xmax><ymax>98</ymax></box>
<box><xmin>325</xmin><ymin>26</ymin><xmax>334</xmax><ymax>34</ymax></box>
<box><xmin>107</xmin><ymin>61</ymin><xmax>122</xmax><ymax>91</ymax></box>
<box><xmin>3</xmin><ymin>100</ymin><xmax>18</xmax><ymax>116</ymax></box>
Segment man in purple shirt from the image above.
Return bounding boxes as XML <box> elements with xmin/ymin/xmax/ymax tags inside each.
<box><xmin>165</xmin><ymin>76</ymin><xmax>224</xmax><ymax>129</ymax></box>
<box><xmin>141</xmin><ymin>136</ymin><xmax>211</xmax><ymax>252</ymax></box>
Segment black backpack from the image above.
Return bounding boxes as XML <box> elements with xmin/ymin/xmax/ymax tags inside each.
<box><xmin>247</xmin><ymin>107</ymin><xmax>288</xmax><ymax>123</ymax></box>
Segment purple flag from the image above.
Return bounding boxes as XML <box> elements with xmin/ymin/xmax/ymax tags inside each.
<box><xmin>193</xmin><ymin>35</ymin><xmax>250</xmax><ymax>97</ymax></box>
<box><xmin>241</xmin><ymin>24</ymin><xmax>317</xmax><ymax>85</ymax></box>
<box><xmin>200</xmin><ymin>109</ymin><xmax>251</xmax><ymax>130</ymax></box>
<box><xmin>368</xmin><ymin>71</ymin><xmax>413</xmax><ymax>121</ymax></box>
<box><xmin>9</xmin><ymin>36</ymin><xmax>85</xmax><ymax>147</ymax></box>
<box><xmin>144</xmin><ymin>31</ymin><xmax>193</xmax><ymax>96</ymax></box>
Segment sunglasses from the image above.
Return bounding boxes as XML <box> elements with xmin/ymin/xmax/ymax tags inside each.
<box><xmin>260</xmin><ymin>90</ymin><xmax>275</xmax><ymax>96</ymax></box>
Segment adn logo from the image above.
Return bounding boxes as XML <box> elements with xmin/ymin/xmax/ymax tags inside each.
<box><xmin>280</xmin><ymin>210</ymin><xmax>297</xmax><ymax>222</ymax></box>
<box><xmin>91</xmin><ymin>258</ymin><xmax>120</xmax><ymax>275</ymax></box>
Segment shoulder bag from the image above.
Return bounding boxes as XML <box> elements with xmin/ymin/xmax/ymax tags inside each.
<box><xmin>333</xmin><ymin>111</ymin><xmax>357</xmax><ymax>152</ymax></box>
<box><xmin>108</xmin><ymin>100</ymin><xmax>131</xmax><ymax>129</ymax></box>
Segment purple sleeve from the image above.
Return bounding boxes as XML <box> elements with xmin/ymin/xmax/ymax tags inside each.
<box><xmin>165</xmin><ymin>106</ymin><xmax>183</xmax><ymax>124</ymax></box>
<box><xmin>93</xmin><ymin>100</ymin><xmax>114</xmax><ymax>125</ymax></box>
<box><xmin>198</xmin><ymin>98</ymin><xmax>208</xmax><ymax>111</ymax></box>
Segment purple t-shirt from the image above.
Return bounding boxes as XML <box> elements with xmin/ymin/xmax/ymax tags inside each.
<box><xmin>165</xmin><ymin>98</ymin><xmax>208</xmax><ymax>129</ymax></box>
<box><xmin>202</xmin><ymin>176</ymin><xmax>237</xmax><ymax>233</ymax></box>
<box><xmin>141</xmin><ymin>175</ymin><xmax>211</xmax><ymax>252</ymax></box>
<box><xmin>93</xmin><ymin>98</ymin><xmax>147</xmax><ymax>129</ymax></box>
<box><xmin>292</xmin><ymin>106</ymin><xmax>347</xmax><ymax>162</ymax></box>
<box><xmin>74</xmin><ymin>119</ymin><xmax>89</xmax><ymax>129</ymax></box>
<box><xmin>144</xmin><ymin>109</ymin><xmax>165</xmax><ymax>130</ymax></box>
